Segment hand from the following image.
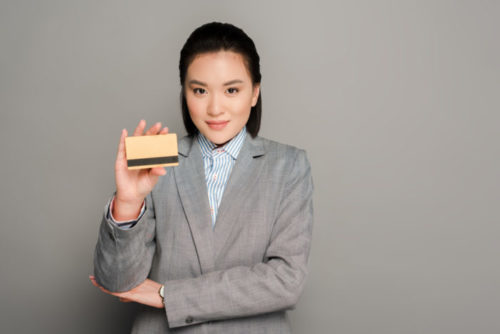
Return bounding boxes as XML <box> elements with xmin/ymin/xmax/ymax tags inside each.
<box><xmin>89</xmin><ymin>275</ymin><xmax>164</xmax><ymax>309</ymax></box>
<box><xmin>113</xmin><ymin>120</ymin><xmax>168</xmax><ymax>221</ymax></box>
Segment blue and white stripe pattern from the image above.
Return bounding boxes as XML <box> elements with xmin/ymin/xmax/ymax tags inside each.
<box><xmin>197</xmin><ymin>127</ymin><xmax>246</xmax><ymax>227</ymax></box>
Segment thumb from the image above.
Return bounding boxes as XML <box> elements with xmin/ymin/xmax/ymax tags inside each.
<box><xmin>116</xmin><ymin>128</ymin><xmax>128</xmax><ymax>162</ymax></box>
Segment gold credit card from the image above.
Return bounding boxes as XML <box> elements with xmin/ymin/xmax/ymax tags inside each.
<box><xmin>125</xmin><ymin>133</ymin><xmax>179</xmax><ymax>170</ymax></box>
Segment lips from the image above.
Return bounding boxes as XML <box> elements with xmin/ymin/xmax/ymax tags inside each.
<box><xmin>206</xmin><ymin>120</ymin><xmax>229</xmax><ymax>130</ymax></box>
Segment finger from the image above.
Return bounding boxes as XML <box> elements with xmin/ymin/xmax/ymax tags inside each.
<box><xmin>150</xmin><ymin>167</ymin><xmax>167</xmax><ymax>176</ymax></box>
<box><xmin>90</xmin><ymin>276</ymin><xmax>106</xmax><ymax>291</ymax></box>
<box><xmin>159</xmin><ymin>126</ymin><xmax>169</xmax><ymax>135</ymax></box>
<box><xmin>119</xmin><ymin>298</ymin><xmax>132</xmax><ymax>303</ymax></box>
<box><xmin>133</xmin><ymin>119</ymin><xmax>146</xmax><ymax>136</ymax></box>
<box><xmin>89</xmin><ymin>276</ymin><xmax>99</xmax><ymax>287</ymax></box>
<box><xmin>98</xmin><ymin>285</ymin><xmax>124</xmax><ymax>298</ymax></box>
<box><xmin>89</xmin><ymin>276</ymin><xmax>104</xmax><ymax>290</ymax></box>
<box><xmin>89</xmin><ymin>276</ymin><xmax>114</xmax><ymax>295</ymax></box>
<box><xmin>145</xmin><ymin>122</ymin><xmax>162</xmax><ymax>135</ymax></box>
<box><xmin>116</xmin><ymin>128</ymin><xmax>128</xmax><ymax>162</ymax></box>
<box><xmin>99</xmin><ymin>286</ymin><xmax>111</xmax><ymax>294</ymax></box>
<box><xmin>89</xmin><ymin>276</ymin><xmax>129</xmax><ymax>301</ymax></box>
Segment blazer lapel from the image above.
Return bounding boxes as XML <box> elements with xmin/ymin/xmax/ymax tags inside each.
<box><xmin>213</xmin><ymin>136</ymin><xmax>266</xmax><ymax>258</ymax></box>
<box><xmin>174</xmin><ymin>137</ymin><xmax>215</xmax><ymax>274</ymax></box>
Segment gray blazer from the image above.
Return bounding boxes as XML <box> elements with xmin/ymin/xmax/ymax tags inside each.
<box><xmin>94</xmin><ymin>134</ymin><xmax>314</xmax><ymax>333</ymax></box>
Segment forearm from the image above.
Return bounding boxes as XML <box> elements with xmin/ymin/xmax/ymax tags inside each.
<box><xmin>164</xmin><ymin>254</ymin><xmax>308</xmax><ymax>328</ymax></box>
<box><xmin>93</xmin><ymin>194</ymin><xmax>156</xmax><ymax>292</ymax></box>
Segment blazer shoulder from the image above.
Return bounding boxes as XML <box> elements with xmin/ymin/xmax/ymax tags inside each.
<box><xmin>256</xmin><ymin>136</ymin><xmax>313</xmax><ymax>195</ymax></box>
<box><xmin>256</xmin><ymin>136</ymin><xmax>308</xmax><ymax>162</ymax></box>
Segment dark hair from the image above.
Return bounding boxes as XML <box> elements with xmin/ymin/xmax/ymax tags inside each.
<box><xmin>179</xmin><ymin>22</ymin><xmax>262</xmax><ymax>138</ymax></box>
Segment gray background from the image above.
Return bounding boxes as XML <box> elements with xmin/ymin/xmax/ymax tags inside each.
<box><xmin>1</xmin><ymin>0</ymin><xmax>499</xmax><ymax>333</ymax></box>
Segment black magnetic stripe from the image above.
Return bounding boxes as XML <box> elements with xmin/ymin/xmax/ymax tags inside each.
<box><xmin>127</xmin><ymin>156</ymin><xmax>178</xmax><ymax>167</ymax></box>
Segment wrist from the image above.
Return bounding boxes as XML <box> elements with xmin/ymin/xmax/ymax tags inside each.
<box><xmin>112</xmin><ymin>196</ymin><xmax>144</xmax><ymax>221</ymax></box>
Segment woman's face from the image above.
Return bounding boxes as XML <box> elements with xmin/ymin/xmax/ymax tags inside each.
<box><xmin>184</xmin><ymin>51</ymin><xmax>260</xmax><ymax>146</ymax></box>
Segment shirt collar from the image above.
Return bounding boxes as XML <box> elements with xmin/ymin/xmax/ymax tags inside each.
<box><xmin>197</xmin><ymin>127</ymin><xmax>247</xmax><ymax>160</ymax></box>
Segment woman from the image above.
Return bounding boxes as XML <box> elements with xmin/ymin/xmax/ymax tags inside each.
<box><xmin>91</xmin><ymin>22</ymin><xmax>313</xmax><ymax>333</ymax></box>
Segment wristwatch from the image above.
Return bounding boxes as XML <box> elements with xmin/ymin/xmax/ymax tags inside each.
<box><xmin>159</xmin><ymin>285</ymin><xmax>165</xmax><ymax>305</ymax></box>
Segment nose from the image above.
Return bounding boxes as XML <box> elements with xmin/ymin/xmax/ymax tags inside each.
<box><xmin>207</xmin><ymin>92</ymin><xmax>224</xmax><ymax>117</ymax></box>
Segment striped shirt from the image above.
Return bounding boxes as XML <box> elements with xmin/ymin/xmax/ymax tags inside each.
<box><xmin>197</xmin><ymin>128</ymin><xmax>246</xmax><ymax>227</ymax></box>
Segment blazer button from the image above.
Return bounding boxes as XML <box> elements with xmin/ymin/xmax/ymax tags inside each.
<box><xmin>185</xmin><ymin>316</ymin><xmax>194</xmax><ymax>324</ymax></box>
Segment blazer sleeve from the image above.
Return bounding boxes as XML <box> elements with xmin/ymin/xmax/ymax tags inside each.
<box><xmin>163</xmin><ymin>149</ymin><xmax>314</xmax><ymax>328</ymax></box>
<box><xmin>93</xmin><ymin>192</ymin><xmax>156</xmax><ymax>292</ymax></box>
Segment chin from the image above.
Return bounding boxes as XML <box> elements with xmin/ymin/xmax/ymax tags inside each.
<box><xmin>209</xmin><ymin>135</ymin><xmax>230</xmax><ymax>145</ymax></box>
<box><xmin>204</xmin><ymin>131</ymin><xmax>233</xmax><ymax>145</ymax></box>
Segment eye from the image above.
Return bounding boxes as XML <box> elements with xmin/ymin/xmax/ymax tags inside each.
<box><xmin>226</xmin><ymin>87</ymin><xmax>239</xmax><ymax>95</ymax></box>
<box><xmin>193</xmin><ymin>88</ymin><xmax>206</xmax><ymax>95</ymax></box>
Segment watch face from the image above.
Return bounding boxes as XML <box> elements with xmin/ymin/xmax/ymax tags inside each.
<box><xmin>159</xmin><ymin>285</ymin><xmax>165</xmax><ymax>298</ymax></box>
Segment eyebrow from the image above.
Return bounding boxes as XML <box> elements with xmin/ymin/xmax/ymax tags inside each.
<box><xmin>188</xmin><ymin>79</ymin><xmax>244</xmax><ymax>86</ymax></box>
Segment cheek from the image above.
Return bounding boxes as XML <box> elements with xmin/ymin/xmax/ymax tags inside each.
<box><xmin>230</xmin><ymin>92</ymin><xmax>253</xmax><ymax>113</ymax></box>
<box><xmin>186</xmin><ymin>96</ymin><xmax>204</xmax><ymax>118</ymax></box>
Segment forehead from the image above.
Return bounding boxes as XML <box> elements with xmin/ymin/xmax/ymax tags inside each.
<box><xmin>186</xmin><ymin>51</ymin><xmax>251</xmax><ymax>83</ymax></box>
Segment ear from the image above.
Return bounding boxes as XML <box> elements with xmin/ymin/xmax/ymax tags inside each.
<box><xmin>251</xmin><ymin>83</ymin><xmax>260</xmax><ymax>107</ymax></box>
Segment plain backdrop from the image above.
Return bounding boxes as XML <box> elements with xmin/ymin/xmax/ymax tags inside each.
<box><xmin>1</xmin><ymin>1</ymin><xmax>499</xmax><ymax>333</ymax></box>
